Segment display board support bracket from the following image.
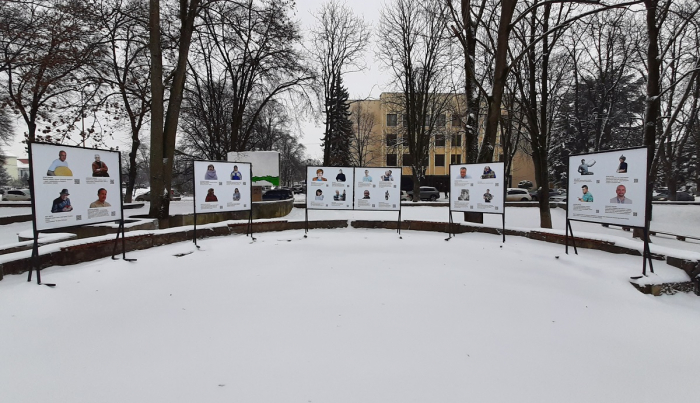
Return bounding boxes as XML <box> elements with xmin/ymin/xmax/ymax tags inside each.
<box><xmin>111</xmin><ymin>219</ymin><xmax>136</xmax><ymax>262</ymax></box>
<box><xmin>502</xmin><ymin>213</ymin><xmax>506</xmax><ymax>243</ymax></box>
<box><xmin>397</xmin><ymin>209</ymin><xmax>402</xmax><ymax>237</ymax></box>
<box><xmin>26</xmin><ymin>233</ymin><xmax>55</xmax><ymax>287</ymax></box>
<box><xmin>193</xmin><ymin>209</ymin><xmax>200</xmax><ymax>248</ymax></box>
<box><xmin>565</xmin><ymin>219</ymin><xmax>579</xmax><ymax>255</ymax></box>
<box><xmin>641</xmin><ymin>227</ymin><xmax>654</xmax><ymax>276</ymax></box>
<box><xmin>445</xmin><ymin>211</ymin><xmax>455</xmax><ymax>241</ymax></box>
<box><xmin>246</xmin><ymin>210</ymin><xmax>256</xmax><ymax>240</ymax></box>
<box><xmin>304</xmin><ymin>206</ymin><xmax>308</xmax><ymax>237</ymax></box>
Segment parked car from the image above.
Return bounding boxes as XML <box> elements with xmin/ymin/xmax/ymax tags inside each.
<box><xmin>506</xmin><ymin>188</ymin><xmax>532</xmax><ymax>201</ymax></box>
<box><xmin>4</xmin><ymin>189</ymin><xmax>32</xmax><ymax>201</ymax></box>
<box><xmin>400</xmin><ymin>190</ymin><xmax>411</xmax><ymax>201</ymax></box>
<box><xmin>653</xmin><ymin>191</ymin><xmax>695</xmax><ymax>201</ymax></box>
<box><xmin>135</xmin><ymin>189</ymin><xmax>182</xmax><ymax>202</ymax></box>
<box><xmin>262</xmin><ymin>188</ymin><xmax>294</xmax><ymax>201</ymax></box>
<box><xmin>518</xmin><ymin>180</ymin><xmax>534</xmax><ymax>189</ymax></box>
<box><xmin>549</xmin><ymin>192</ymin><xmax>568</xmax><ymax>203</ymax></box>
<box><xmin>406</xmin><ymin>186</ymin><xmax>440</xmax><ymax>201</ymax></box>
<box><xmin>291</xmin><ymin>184</ymin><xmax>304</xmax><ymax>194</ymax></box>
<box><xmin>529</xmin><ymin>188</ymin><xmax>564</xmax><ymax>201</ymax></box>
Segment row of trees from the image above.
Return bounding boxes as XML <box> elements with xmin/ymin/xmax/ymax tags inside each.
<box><xmin>1</xmin><ymin>0</ymin><xmax>699</xmax><ymax>226</ymax></box>
<box><xmin>0</xmin><ymin>0</ymin><xmax>316</xmax><ymax>214</ymax></box>
<box><xmin>366</xmin><ymin>0</ymin><xmax>699</xmax><ymax>226</ymax></box>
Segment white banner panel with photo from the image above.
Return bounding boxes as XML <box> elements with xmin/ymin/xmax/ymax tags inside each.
<box><xmin>30</xmin><ymin>143</ymin><xmax>122</xmax><ymax>231</ymax></box>
<box><xmin>567</xmin><ymin>147</ymin><xmax>647</xmax><ymax>228</ymax></box>
<box><xmin>194</xmin><ymin>161</ymin><xmax>252</xmax><ymax>214</ymax></box>
<box><xmin>449</xmin><ymin>162</ymin><xmax>505</xmax><ymax>214</ymax></box>
<box><xmin>354</xmin><ymin>167</ymin><xmax>401</xmax><ymax>211</ymax></box>
<box><xmin>306</xmin><ymin>166</ymin><xmax>354</xmax><ymax>210</ymax></box>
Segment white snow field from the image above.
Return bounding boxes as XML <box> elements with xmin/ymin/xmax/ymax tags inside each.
<box><xmin>1</xmin><ymin>224</ymin><xmax>699</xmax><ymax>403</ymax></box>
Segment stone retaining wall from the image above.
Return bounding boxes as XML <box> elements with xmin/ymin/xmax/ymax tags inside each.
<box><xmin>2</xmin><ymin>217</ymin><xmax>697</xmax><ymax>297</ymax></box>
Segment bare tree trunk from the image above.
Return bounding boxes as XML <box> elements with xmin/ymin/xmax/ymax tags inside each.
<box><xmin>148</xmin><ymin>0</ymin><xmax>165</xmax><ymax>218</ymax></box>
<box><xmin>641</xmin><ymin>0</ymin><xmax>661</xmax><ymax>228</ymax></box>
<box><xmin>149</xmin><ymin>0</ymin><xmax>201</xmax><ymax>219</ymax></box>
<box><xmin>480</xmin><ymin>0</ymin><xmax>517</xmax><ymax>163</ymax></box>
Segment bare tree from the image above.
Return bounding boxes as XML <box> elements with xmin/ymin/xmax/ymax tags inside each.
<box><xmin>446</xmin><ymin>0</ymin><xmax>489</xmax><ymax>163</ymax></box>
<box><xmin>378</xmin><ymin>0</ymin><xmax>455</xmax><ymax>200</ymax></box>
<box><xmin>0</xmin><ymin>0</ymin><xmax>106</xmax><ymax>143</ymax></box>
<box><xmin>178</xmin><ymin>0</ymin><xmax>314</xmax><ymax>161</ymax></box>
<box><xmin>148</xmin><ymin>0</ymin><xmax>203</xmax><ymax>218</ymax></box>
<box><xmin>94</xmin><ymin>0</ymin><xmax>151</xmax><ymax>203</ymax></box>
<box><xmin>641</xmin><ymin>0</ymin><xmax>700</xmax><ymax>214</ymax></box>
<box><xmin>309</xmin><ymin>0</ymin><xmax>371</xmax><ymax>165</ymax></box>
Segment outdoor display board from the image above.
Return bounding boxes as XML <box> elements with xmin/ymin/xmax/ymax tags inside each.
<box><xmin>567</xmin><ymin>147</ymin><xmax>648</xmax><ymax>228</ymax></box>
<box><xmin>30</xmin><ymin>143</ymin><xmax>122</xmax><ymax>231</ymax></box>
<box><xmin>306</xmin><ymin>166</ymin><xmax>354</xmax><ymax>210</ymax></box>
<box><xmin>354</xmin><ymin>167</ymin><xmax>402</xmax><ymax>211</ymax></box>
<box><xmin>449</xmin><ymin>162</ymin><xmax>505</xmax><ymax>214</ymax></box>
<box><xmin>227</xmin><ymin>151</ymin><xmax>279</xmax><ymax>187</ymax></box>
<box><xmin>194</xmin><ymin>161</ymin><xmax>252</xmax><ymax>214</ymax></box>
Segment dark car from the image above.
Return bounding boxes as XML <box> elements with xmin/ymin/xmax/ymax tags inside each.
<box><xmin>262</xmin><ymin>188</ymin><xmax>294</xmax><ymax>201</ymax></box>
<box><xmin>407</xmin><ymin>186</ymin><xmax>440</xmax><ymax>201</ymax></box>
<box><xmin>529</xmin><ymin>188</ymin><xmax>563</xmax><ymax>201</ymax></box>
<box><xmin>653</xmin><ymin>191</ymin><xmax>695</xmax><ymax>201</ymax></box>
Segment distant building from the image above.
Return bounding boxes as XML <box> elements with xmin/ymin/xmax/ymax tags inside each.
<box><xmin>2</xmin><ymin>153</ymin><xmax>18</xmax><ymax>180</ymax></box>
<box><xmin>17</xmin><ymin>158</ymin><xmax>29</xmax><ymax>181</ymax></box>
<box><xmin>349</xmin><ymin>93</ymin><xmax>536</xmax><ymax>187</ymax></box>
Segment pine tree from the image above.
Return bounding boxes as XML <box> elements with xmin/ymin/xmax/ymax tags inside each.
<box><xmin>322</xmin><ymin>74</ymin><xmax>352</xmax><ymax>166</ymax></box>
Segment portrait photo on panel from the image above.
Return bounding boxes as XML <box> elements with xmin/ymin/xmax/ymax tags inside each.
<box><xmin>47</xmin><ymin>149</ymin><xmax>73</xmax><ymax>176</ymax></box>
<box><xmin>610</xmin><ymin>184</ymin><xmax>632</xmax><ymax>204</ymax></box>
<box><xmin>313</xmin><ymin>169</ymin><xmax>327</xmax><ymax>182</ymax></box>
<box><xmin>92</xmin><ymin>154</ymin><xmax>109</xmax><ymax>177</ymax></box>
<box><xmin>578</xmin><ymin>185</ymin><xmax>594</xmax><ymax>202</ymax></box>
<box><xmin>230</xmin><ymin>165</ymin><xmax>243</xmax><ymax>180</ymax></box>
<box><xmin>89</xmin><ymin>188</ymin><xmax>112</xmax><ymax>208</ymax></box>
<box><xmin>204</xmin><ymin>164</ymin><xmax>218</xmax><ymax>180</ymax></box>
<box><xmin>51</xmin><ymin>188</ymin><xmax>73</xmax><ymax>213</ymax></box>
<box><xmin>577</xmin><ymin>158</ymin><xmax>596</xmax><ymax>175</ymax></box>
<box><xmin>205</xmin><ymin>188</ymin><xmax>218</xmax><ymax>202</ymax></box>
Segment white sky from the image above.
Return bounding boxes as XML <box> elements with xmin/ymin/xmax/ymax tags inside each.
<box><xmin>5</xmin><ymin>0</ymin><xmax>387</xmax><ymax>161</ymax></box>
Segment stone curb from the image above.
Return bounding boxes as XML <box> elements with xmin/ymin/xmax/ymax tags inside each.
<box><xmin>1</xmin><ymin>219</ymin><xmax>697</xmax><ymax>296</ymax></box>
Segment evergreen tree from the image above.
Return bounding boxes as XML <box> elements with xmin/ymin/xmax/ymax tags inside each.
<box><xmin>322</xmin><ymin>73</ymin><xmax>352</xmax><ymax>166</ymax></box>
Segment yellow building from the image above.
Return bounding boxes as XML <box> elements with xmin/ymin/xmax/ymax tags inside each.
<box><xmin>349</xmin><ymin>93</ymin><xmax>536</xmax><ymax>187</ymax></box>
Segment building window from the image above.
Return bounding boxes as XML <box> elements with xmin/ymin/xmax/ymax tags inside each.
<box><xmin>436</xmin><ymin>114</ymin><xmax>446</xmax><ymax>127</ymax></box>
<box><xmin>387</xmin><ymin>113</ymin><xmax>397</xmax><ymax>127</ymax></box>
<box><xmin>434</xmin><ymin>154</ymin><xmax>445</xmax><ymax>167</ymax></box>
<box><xmin>451</xmin><ymin>114</ymin><xmax>461</xmax><ymax>127</ymax></box>
<box><xmin>451</xmin><ymin>154</ymin><xmax>462</xmax><ymax>164</ymax></box>
<box><xmin>435</xmin><ymin>134</ymin><xmax>445</xmax><ymax>147</ymax></box>
<box><xmin>403</xmin><ymin>154</ymin><xmax>413</xmax><ymax>166</ymax></box>
<box><xmin>451</xmin><ymin>134</ymin><xmax>462</xmax><ymax>146</ymax></box>
<box><xmin>387</xmin><ymin>154</ymin><xmax>397</xmax><ymax>166</ymax></box>
<box><xmin>401</xmin><ymin>114</ymin><xmax>408</xmax><ymax>127</ymax></box>
<box><xmin>386</xmin><ymin>134</ymin><xmax>397</xmax><ymax>146</ymax></box>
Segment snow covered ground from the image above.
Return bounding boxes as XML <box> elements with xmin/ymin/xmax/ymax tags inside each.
<box><xmin>1</xmin><ymin>226</ymin><xmax>699</xmax><ymax>402</ymax></box>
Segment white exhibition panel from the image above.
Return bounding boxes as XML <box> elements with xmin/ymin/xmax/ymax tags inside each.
<box><xmin>567</xmin><ymin>147</ymin><xmax>647</xmax><ymax>228</ymax></box>
<box><xmin>354</xmin><ymin>167</ymin><xmax>401</xmax><ymax>211</ymax></box>
<box><xmin>449</xmin><ymin>162</ymin><xmax>505</xmax><ymax>214</ymax></box>
<box><xmin>194</xmin><ymin>161</ymin><xmax>252</xmax><ymax>214</ymax></box>
<box><xmin>30</xmin><ymin>143</ymin><xmax>122</xmax><ymax>231</ymax></box>
<box><xmin>306</xmin><ymin>166</ymin><xmax>354</xmax><ymax>210</ymax></box>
